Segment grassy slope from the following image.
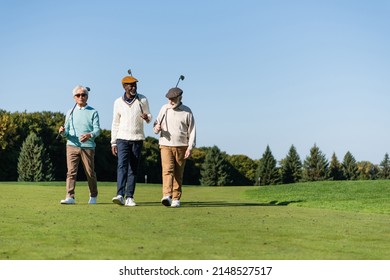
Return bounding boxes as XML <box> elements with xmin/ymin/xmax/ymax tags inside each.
<box><xmin>0</xmin><ymin>181</ymin><xmax>389</xmax><ymax>260</ymax></box>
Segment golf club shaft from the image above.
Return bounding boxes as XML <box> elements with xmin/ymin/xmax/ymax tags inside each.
<box><xmin>159</xmin><ymin>114</ymin><xmax>165</xmax><ymax>125</ymax></box>
<box><xmin>56</xmin><ymin>103</ymin><xmax>77</xmax><ymax>140</ymax></box>
<box><xmin>137</xmin><ymin>95</ymin><xmax>144</xmax><ymax>114</ymax></box>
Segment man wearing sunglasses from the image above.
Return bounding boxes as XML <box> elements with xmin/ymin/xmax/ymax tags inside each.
<box><xmin>58</xmin><ymin>85</ymin><xmax>101</xmax><ymax>205</ymax></box>
<box><xmin>111</xmin><ymin>75</ymin><xmax>152</xmax><ymax>206</ymax></box>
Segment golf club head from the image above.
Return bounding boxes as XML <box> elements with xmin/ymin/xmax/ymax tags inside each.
<box><xmin>176</xmin><ymin>75</ymin><xmax>185</xmax><ymax>87</ymax></box>
<box><xmin>86</xmin><ymin>87</ymin><xmax>91</xmax><ymax>92</ymax></box>
<box><xmin>127</xmin><ymin>69</ymin><xmax>132</xmax><ymax>76</ymax></box>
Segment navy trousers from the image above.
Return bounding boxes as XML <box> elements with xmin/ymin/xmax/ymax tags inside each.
<box><xmin>116</xmin><ymin>139</ymin><xmax>143</xmax><ymax>198</ymax></box>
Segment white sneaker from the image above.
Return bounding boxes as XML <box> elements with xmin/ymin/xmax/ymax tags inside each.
<box><xmin>112</xmin><ymin>195</ymin><xmax>125</xmax><ymax>205</ymax></box>
<box><xmin>88</xmin><ymin>197</ymin><xmax>97</xmax><ymax>204</ymax></box>
<box><xmin>60</xmin><ymin>197</ymin><xmax>75</xmax><ymax>204</ymax></box>
<box><xmin>161</xmin><ymin>196</ymin><xmax>172</xmax><ymax>206</ymax></box>
<box><xmin>125</xmin><ymin>197</ymin><xmax>136</xmax><ymax>207</ymax></box>
<box><xmin>171</xmin><ymin>200</ymin><xmax>180</xmax><ymax>208</ymax></box>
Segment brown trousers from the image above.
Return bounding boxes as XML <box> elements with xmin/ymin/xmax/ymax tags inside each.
<box><xmin>160</xmin><ymin>146</ymin><xmax>188</xmax><ymax>200</ymax></box>
<box><xmin>65</xmin><ymin>145</ymin><xmax>98</xmax><ymax>198</ymax></box>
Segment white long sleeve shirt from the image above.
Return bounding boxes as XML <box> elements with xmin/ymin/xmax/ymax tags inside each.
<box><xmin>111</xmin><ymin>94</ymin><xmax>152</xmax><ymax>146</ymax></box>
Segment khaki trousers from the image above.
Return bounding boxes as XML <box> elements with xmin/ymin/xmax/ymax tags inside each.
<box><xmin>160</xmin><ymin>145</ymin><xmax>188</xmax><ymax>200</ymax></box>
<box><xmin>66</xmin><ymin>145</ymin><xmax>98</xmax><ymax>198</ymax></box>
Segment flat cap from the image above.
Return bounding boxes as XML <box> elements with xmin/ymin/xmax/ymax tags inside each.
<box><xmin>165</xmin><ymin>87</ymin><xmax>183</xmax><ymax>98</ymax></box>
<box><xmin>122</xmin><ymin>76</ymin><xmax>139</xmax><ymax>85</ymax></box>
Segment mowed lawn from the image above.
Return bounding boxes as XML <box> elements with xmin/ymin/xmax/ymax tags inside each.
<box><xmin>1</xmin><ymin>180</ymin><xmax>390</xmax><ymax>260</ymax></box>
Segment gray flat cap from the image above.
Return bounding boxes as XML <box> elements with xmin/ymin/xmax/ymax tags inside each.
<box><xmin>165</xmin><ymin>87</ymin><xmax>183</xmax><ymax>98</ymax></box>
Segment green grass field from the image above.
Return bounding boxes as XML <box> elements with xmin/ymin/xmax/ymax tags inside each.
<box><xmin>1</xmin><ymin>180</ymin><xmax>390</xmax><ymax>260</ymax></box>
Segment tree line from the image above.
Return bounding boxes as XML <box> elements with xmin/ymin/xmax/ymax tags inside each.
<box><xmin>1</xmin><ymin>110</ymin><xmax>390</xmax><ymax>185</ymax></box>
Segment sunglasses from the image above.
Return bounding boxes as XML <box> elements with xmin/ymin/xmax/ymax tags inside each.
<box><xmin>75</xmin><ymin>94</ymin><xmax>87</xmax><ymax>98</ymax></box>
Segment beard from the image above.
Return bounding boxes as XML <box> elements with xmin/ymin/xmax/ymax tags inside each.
<box><xmin>169</xmin><ymin>98</ymin><xmax>182</xmax><ymax>109</ymax></box>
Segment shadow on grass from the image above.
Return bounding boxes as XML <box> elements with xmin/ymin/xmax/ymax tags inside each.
<box><xmin>136</xmin><ymin>200</ymin><xmax>304</xmax><ymax>207</ymax></box>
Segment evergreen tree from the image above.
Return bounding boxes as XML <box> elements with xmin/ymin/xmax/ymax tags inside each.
<box><xmin>280</xmin><ymin>145</ymin><xmax>302</xmax><ymax>184</ymax></box>
<box><xmin>328</xmin><ymin>152</ymin><xmax>344</xmax><ymax>180</ymax></box>
<box><xmin>342</xmin><ymin>151</ymin><xmax>358</xmax><ymax>180</ymax></box>
<box><xmin>257</xmin><ymin>145</ymin><xmax>279</xmax><ymax>185</ymax></box>
<box><xmin>379</xmin><ymin>153</ymin><xmax>390</xmax><ymax>179</ymax></box>
<box><xmin>200</xmin><ymin>146</ymin><xmax>230</xmax><ymax>186</ymax></box>
<box><xmin>17</xmin><ymin>132</ymin><xmax>55</xmax><ymax>181</ymax></box>
<box><xmin>303</xmin><ymin>144</ymin><xmax>328</xmax><ymax>181</ymax></box>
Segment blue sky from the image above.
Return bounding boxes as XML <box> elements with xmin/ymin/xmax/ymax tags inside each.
<box><xmin>1</xmin><ymin>0</ymin><xmax>389</xmax><ymax>164</ymax></box>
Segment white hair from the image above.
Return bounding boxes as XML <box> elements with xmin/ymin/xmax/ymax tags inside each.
<box><xmin>72</xmin><ymin>85</ymin><xmax>89</xmax><ymax>96</ymax></box>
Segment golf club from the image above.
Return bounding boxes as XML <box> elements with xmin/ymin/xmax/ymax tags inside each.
<box><xmin>56</xmin><ymin>86</ymin><xmax>91</xmax><ymax>140</ymax></box>
<box><xmin>159</xmin><ymin>75</ymin><xmax>185</xmax><ymax>125</ymax></box>
<box><xmin>159</xmin><ymin>113</ymin><xmax>166</xmax><ymax>126</ymax></box>
<box><xmin>126</xmin><ymin>68</ymin><xmax>144</xmax><ymax>114</ymax></box>
<box><xmin>175</xmin><ymin>75</ymin><xmax>185</xmax><ymax>87</ymax></box>
<box><xmin>56</xmin><ymin>103</ymin><xmax>76</xmax><ymax>140</ymax></box>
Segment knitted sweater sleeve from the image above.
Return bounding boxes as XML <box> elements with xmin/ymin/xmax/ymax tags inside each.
<box><xmin>111</xmin><ymin>98</ymin><xmax>120</xmax><ymax>146</ymax></box>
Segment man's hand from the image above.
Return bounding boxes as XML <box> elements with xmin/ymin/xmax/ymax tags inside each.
<box><xmin>79</xmin><ymin>133</ymin><xmax>92</xmax><ymax>143</ymax></box>
<box><xmin>184</xmin><ymin>148</ymin><xmax>192</xmax><ymax>159</ymax></box>
<box><xmin>154</xmin><ymin>123</ymin><xmax>162</xmax><ymax>132</ymax></box>
<box><xmin>111</xmin><ymin>146</ymin><xmax>118</xmax><ymax>156</ymax></box>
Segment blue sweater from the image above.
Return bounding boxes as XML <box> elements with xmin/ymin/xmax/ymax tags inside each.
<box><xmin>63</xmin><ymin>105</ymin><xmax>101</xmax><ymax>149</ymax></box>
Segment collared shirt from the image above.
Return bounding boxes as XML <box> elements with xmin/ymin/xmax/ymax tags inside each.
<box><xmin>122</xmin><ymin>92</ymin><xmax>137</xmax><ymax>106</ymax></box>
